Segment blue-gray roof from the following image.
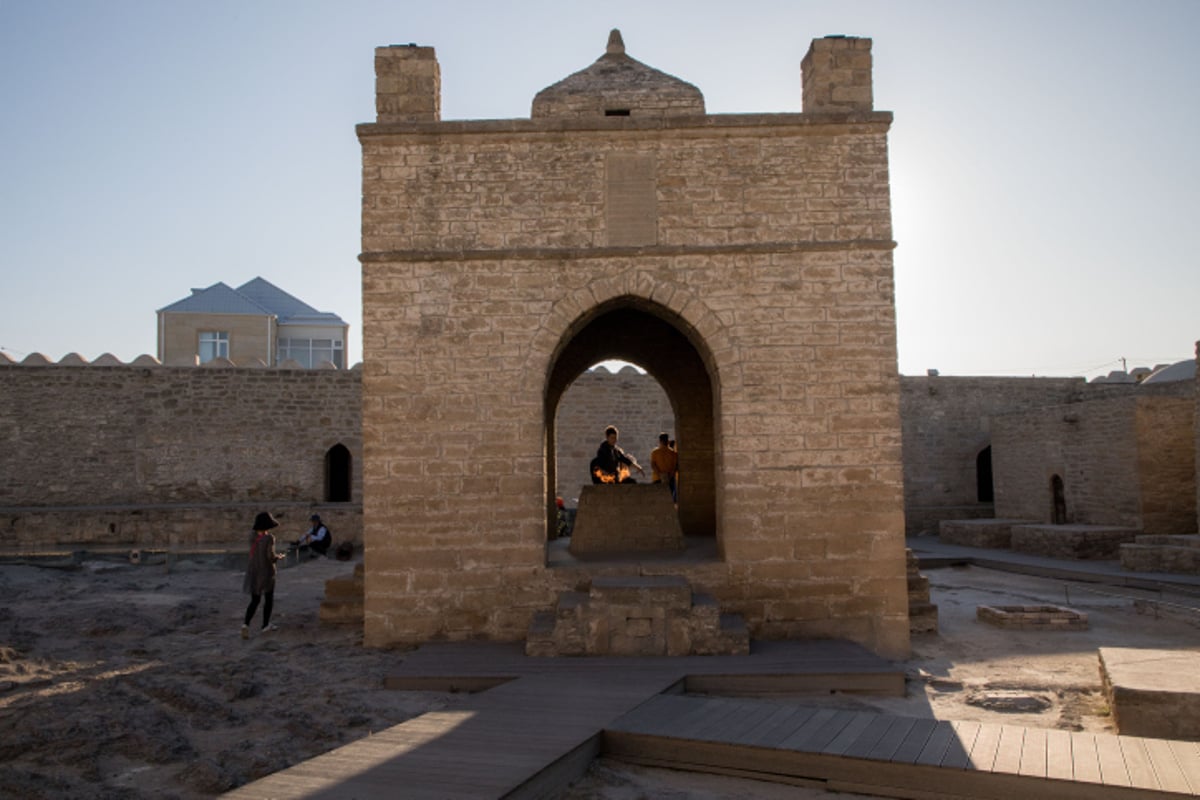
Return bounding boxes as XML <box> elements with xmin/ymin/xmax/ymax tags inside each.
<box><xmin>158</xmin><ymin>277</ymin><xmax>347</xmax><ymax>327</ymax></box>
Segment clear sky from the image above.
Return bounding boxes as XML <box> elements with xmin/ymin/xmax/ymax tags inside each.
<box><xmin>1</xmin><ymin>0</ymin><xmax>1196</xmax><ymax>378</ymax></box>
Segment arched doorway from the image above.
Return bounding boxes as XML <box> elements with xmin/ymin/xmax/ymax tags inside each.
<box><xmin>1051</xmin><ymin>474</ymin><xmax>1067</xmax><ymax>524</ymax></box>
<box><xmin>975</xmin><ymin>446</ymin><xmax>994</xmax><ymax>503</ymax></box>
<box><xmin>325</xmin><ymin>443</ymin><xmax>352</xmax><ymax>502</ymax></box>
<box><xmin>544</xmin><ymin>296</ymin><xmax>717</xmax><ymax>547</ymax></box>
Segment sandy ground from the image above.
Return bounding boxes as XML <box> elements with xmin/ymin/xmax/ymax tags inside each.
<box><xmin>2</xmin><ymin>554</ymin><xmax>1199</xmax><ymax>799</ymax></box>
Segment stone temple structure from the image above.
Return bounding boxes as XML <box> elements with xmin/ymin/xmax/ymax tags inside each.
<box><xmin>359</xmin><ymin>30</ymin><xmax>909</xmax><ymax>658</ymax></box>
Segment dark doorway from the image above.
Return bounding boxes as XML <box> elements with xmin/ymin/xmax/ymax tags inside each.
<box><xmin>976</xmin><ymin>446</ymin><xmax>994</xmax><ymax>503</ymax></box>
<box><xmin>545</xmin><ymin>297</ymin><xmax>717</xmax><ymax>544</ymax></box>
<box><xmin>325</xmin><ymin>444</ymin><xmax>352</xmax><ymax>502</ymax></box>
<box><xmin>1051</xmin><ymin>474</ymin><xmax>1067</xmax><ymax>524</ymax></box>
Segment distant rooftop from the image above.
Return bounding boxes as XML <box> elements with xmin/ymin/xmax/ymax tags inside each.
<box><xmin>158</xmin><ymin>277</ymin><xmax>346</xmax><ymax>327</ymax></box>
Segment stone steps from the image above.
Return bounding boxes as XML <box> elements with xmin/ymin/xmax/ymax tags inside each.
<box><xmin>526</xmin><ymin>574</ymin><xmax>749</xmax><ymax>657</ymax></box>
<box><xmin>906</xmin><ymin>548</ymin><xmax>938</xmax><ymax>634</ymax></box>
<box><xmin>319</xmin><ymin>561</ymin><xmax>364</xmax><ymax>624</ymax></box>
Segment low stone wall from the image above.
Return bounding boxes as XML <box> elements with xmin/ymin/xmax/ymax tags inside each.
<box><xmin>0</xmin><ymin>503</ymin><xmax>362</xmax><ymax>553</ymax></box>
<box><xmin>977</xmin><ymin>605</ymin><xmax>1088</xmax><ymax>630</ymax></box>
<box><xmin>1120</xmin><ymin>534</ymin><xmax>1200</xmax><ymax>574</ymax></box>
<box><xmin>1010</xmin><ymin>524</ymin><xmax>1139</xmax><ymax>560</ymax></box>
<box><xmin>938</xmin><ymin>519</ymin><xmax>1033</xmax><ymax>549</ymax></box>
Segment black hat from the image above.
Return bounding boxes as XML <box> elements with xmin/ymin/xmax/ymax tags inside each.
<box><xmin>310</xmin><ymin>514</ymin><xmax>321</xmax><ymax>521</ymax></box>
<box><xmin>253</xmin><ymin>511</ymin><xmax>279</xmax><ymax>531</ymax></box>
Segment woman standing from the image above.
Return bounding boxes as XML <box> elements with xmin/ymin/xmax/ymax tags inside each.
<box><xmin>242</xmin><ymin>511</ymin><xmax>286</xmax><ymax>639</ymax></box>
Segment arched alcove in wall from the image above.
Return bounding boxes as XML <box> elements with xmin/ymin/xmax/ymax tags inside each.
<box><xmin>1051</xmin><ymin>474</ymin><xmax>1067</xmax><ymax>524</ymax></box>
<box><xmin>975</xmin><ymin>445</ymin><xmax>994</xmax><ymax>503</ymax></box>
<box><xmin>325</xmin><ymin>443</ymin><xmax>352</xmax><ymax>502</ymax></box>
<box><xmin>544</xmin><ymin>296</ymin><xmax>718</xmax><ymax>547</ymax></box>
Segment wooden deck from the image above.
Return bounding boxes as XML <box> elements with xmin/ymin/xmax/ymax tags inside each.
<box><xmin>606</xmin><ymin>694</ymin><xmax>1200</xmax><ymax>799</ymax></box>
<box><xmin>223</xmin><ymin>640</ymin><xmax>1200</xmax><ymax>799</ymax></box>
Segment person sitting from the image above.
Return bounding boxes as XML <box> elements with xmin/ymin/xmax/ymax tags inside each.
<box><xmin>591</xmin><ymin>425</ymin><xmax>644</xmax><ymax>484</ymax></box>
<box><xmin>295</xmin><ymin>514</ymin><xmax>332</xmax><ymax>558</ymax></box>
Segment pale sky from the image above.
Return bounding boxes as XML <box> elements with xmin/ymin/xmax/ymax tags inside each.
<box><xmin>1</xmin><ymin>0</ymin><xmax>1196</xmax><ymax>379</ymax></box>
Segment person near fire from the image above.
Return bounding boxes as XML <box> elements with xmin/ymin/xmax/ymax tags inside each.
<box><xmin>650</xmin><ymin>432</ymin><xmax>679</xmax><ymax>502</ymax></box>
<box><xmin>590</xmin><ymin>425</ymin><xmax>644</xmax><ymax>483</ymax></box>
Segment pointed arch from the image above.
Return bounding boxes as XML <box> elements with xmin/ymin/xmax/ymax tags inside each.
<box><xmin>540</xmin><ymin>287</ymin><xmax>724</xmax><ymax>550</ymax></box>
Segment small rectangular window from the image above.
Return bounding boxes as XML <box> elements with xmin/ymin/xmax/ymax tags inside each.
<box><xmin>198</xmin><ymin>331</ymin><xmax>228</xmax><ymax>363</ymax></box>
<box><xmin>605</xmin><ymin>109</ymin><xmax>631</xmax><ymax>117</ymax></box>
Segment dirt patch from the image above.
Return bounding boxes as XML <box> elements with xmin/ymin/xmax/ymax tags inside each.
<box><xmin>0</xmin><ymin>557</ymin><xmax>467</xmax><ymax>799</ymax></box>
<box><xmin>2</xmin><ymin>558</ymin><xmax>1198</xmax><ymax>798</ymax></box>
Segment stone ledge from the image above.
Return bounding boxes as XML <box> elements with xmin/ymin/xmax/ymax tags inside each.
<box><xmin>1010</xmin><ymin>524</ymin><xmax>1140</xmax><ymax>560</ymax></box>
<box><xmin>938</xmin><ymin>519</ymin><xmax>1034</xmax><ymax>549</ymax></box>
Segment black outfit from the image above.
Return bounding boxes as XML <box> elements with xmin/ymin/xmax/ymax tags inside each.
<box><xmin>592</xmin><ymin>440</ymin><xmax>638</xmax><ymax>483</ymax></box>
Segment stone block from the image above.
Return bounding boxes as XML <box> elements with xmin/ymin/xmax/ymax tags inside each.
<box><xmin>569</xmin><ymin>484</ymin><xmax>684</xmax><ymax>556</ymax></box>
<box><xmin>976</xmin><ymin>605</ymin><xmax>1087</xmax><ymax>630</ymax></box>
<box><xmin>1101</xmin><ymin>647</ymin><xmax>1200</xmax><ymax>739</ymax></box>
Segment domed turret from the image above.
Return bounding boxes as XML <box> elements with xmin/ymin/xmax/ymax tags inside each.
<box><xmin>531</xmin><ymin>29</ymin><xmax>705</xmax><ymax>120</ymax></box>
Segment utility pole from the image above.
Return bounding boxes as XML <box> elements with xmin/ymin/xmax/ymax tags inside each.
<box><xmin>1120</xmin><ymin>356</ymin><xmax>1127</xmax><ymax>372</ymax></box>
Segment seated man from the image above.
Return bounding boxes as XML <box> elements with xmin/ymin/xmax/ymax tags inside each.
<box><xmin>591</xmin><ymin>425</ymin><xmax>644</xmax><ymax>484</ymax></box>
<box><xmin>296</xmin><ymin>514</ymin><xmax>332</xmax><ymax>558</ymax></box>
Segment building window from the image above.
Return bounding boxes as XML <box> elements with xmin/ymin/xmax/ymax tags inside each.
<box><xmin>198</xmin><ymin>331</ymin><xmax>229</xmax><ymax>363</ymax></box>
<box><xmin>278</xmin><ymin>337</ymin><xmax>344</xmax><ymax>369</ymax></box>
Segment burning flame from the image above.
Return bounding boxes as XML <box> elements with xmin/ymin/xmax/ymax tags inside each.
<box><xmin>592</xmin><ymin>464</ymin><xmax>631</xmax><ymax>484</ymax></box>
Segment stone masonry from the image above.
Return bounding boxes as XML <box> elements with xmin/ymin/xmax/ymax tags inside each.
<box><xmin>359</xmin><ymin>31</ymin><xmax>911</xmax><ymax>659</ymax></box>
<box><xmin>0</xmin><ymin>359</ymin><xmax>362</xmax><ymax>549</ymax></box>
<box><xmin>991</xmin><ymin>395</ymin><xmax>1196</xmax><ymax>533</ymax></box>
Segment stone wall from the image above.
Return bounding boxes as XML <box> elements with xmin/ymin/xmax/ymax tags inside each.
<box><xmin>991</xmin><ymin>395</ymin><xmax>1195</xmax><ymax>533</ymax></box>
<box><xmin>899</xmin><ymin>376</ymin><xmax>1086</xmax><ymax>535</ymax></box>
<box><xmin>0</xmin><ymin>362</ymin><xmax>362</xmax><ymax>549</ymax></box>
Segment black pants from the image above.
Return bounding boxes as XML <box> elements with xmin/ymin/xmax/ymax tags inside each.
<box><xmin>244</xmin><ymin>590</ymin><xmax>274</xmax><ymax>628</ymax></box>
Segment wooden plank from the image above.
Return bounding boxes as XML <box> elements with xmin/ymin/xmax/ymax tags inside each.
<box><xmin>890</xmin><ymin>718</ymin><xmax>938</xmax><ymax>764</ymax></box>
<box><xmin>939</xmin><ymin>720</ymin><xmax>979</xmax><ymax>769</ymax></box>
<box><xmin>1168</xmin><ymin>739</ymin><xmax>1200</xmax><ymax>794</ymax></box>
<box><xmin>990</xmin><ymin>725</ymin><xmax>1025</xmax><ymax>775</ymax></box>
<box><xmin>789</xmin><ymin>709</ymin><xmax>857</xmax><ymax>753</ymax></box>
<box><xmin>914</xmin><ymin>720</ymin><xmax>956</xmax><ymax>767</ymax></box>
<box><xmin>1118</xmin><ymin>736</ymin><xmax>1160</xmax><ymax>792</ymax></box>
<box><xmin>964</xmin><ymin>722</ymin><xmax>1001</xmax><ymax>772</ymax></box>
<box><xmin>1018</xmin><ymin>726</ymin><xmax>1046</xmax><ymax>778</ymax></box>
<box><xmin>685</xmin><ymin>699</ymin><xmax>749</xmax><ymax>741</ymax></box>
<box><xmin>742</xmin><ymin>705</ymin><xmax>818</xmax><ymax>748</ymax></box>
<box><xmin>1095</xmin><ymin>732</ymin><xmax>1131</xmax><ymax>787</ymax></box>
<box><xmin>866</xmin><ymin>715</ymin><xmax>917</xmax><ymax>762</ymax></box>
<box><xmin>822</xmin><ymin>712</ymin><xmax>880</xmax><ymax>756</ymax></box>
<box><xmin>777</xmin><ymin>707</ymin><xmax>842</xmax><ymax>751</ymax></box>
<box><xmin>714</xmin><ymin>700</ymin><xmax>784</xmax><ymax>743</ymax></box>
<box><xmin>1070</xmin><ymin>732</ymin><xmax>1103</xmax><ymax>785</ymax></box>
<box><xmin>1144</xmin><ymin>737</ymin><xmax>1192</xmax><ymax>795</ymax></box>
<box><xmin>841</xmin><ymin>712</ymin><xmax>898</xmax><ymax>760</ymax></box>
<box><xmin>730</xmin><ymin>703</ymin><xmax>809</xmax><ymax>746</ymax></box>
<box><xmin>1045</xmin><ymin>728</ymin><xmax>1074</xmax><ymax>781</ymax></box>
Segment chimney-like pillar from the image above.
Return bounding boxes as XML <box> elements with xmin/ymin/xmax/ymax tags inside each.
<box><xmin>801</xmin><ymin>35</ymin><xmax>873</xmax><ymax>113</ymax></box>
<box><xmin>374</xmin><ymin>44</ymin><xmax>440</xmax><ymax>123</ymax></box>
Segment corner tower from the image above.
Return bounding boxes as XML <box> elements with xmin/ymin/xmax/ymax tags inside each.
<box><xmin>358</xmin><ymin>31</ymin><xmax>908</xmax><ymax>659</ymax></box>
